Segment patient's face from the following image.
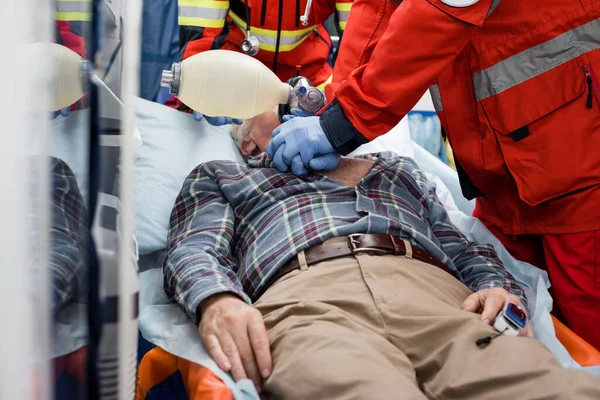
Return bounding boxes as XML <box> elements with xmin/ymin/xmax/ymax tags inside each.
<box><xmin>241</xmin><ymin>111</ymin><xmax>281</xmax><ymax>156</ymax></box>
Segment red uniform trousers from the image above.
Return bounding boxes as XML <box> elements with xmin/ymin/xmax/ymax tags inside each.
<box><xmin>474</xmin><ymin>210</ymin><xmax>600</xmax><ymax>351</ymax></box>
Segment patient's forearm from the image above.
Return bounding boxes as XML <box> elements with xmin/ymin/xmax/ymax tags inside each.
<box><xmin>164</xmin><ymin>167</ymin><xmax>250</xmax><ymax>322</ymax></box>
<box><xmin>48</xmin><ymin>157</ymin><xmax>87</xmax><ymax>313</ymax></box>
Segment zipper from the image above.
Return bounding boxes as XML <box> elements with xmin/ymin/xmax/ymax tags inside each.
<box><xmin>314</xmin><ymin>28</ymin><xmax>331</xmax><ymax>49</ymax></box>
<box><xmin>260</xmin><ymin>0</ymin><xmax>267</xmax><ymax>26</ymax></box>
<box><xmin>295</xmin><ymin>0</ymin><xmax>300</xmax><ymax>28</ymax></box>
<box><xmin>583</xmin><ymin>65</ymin><xmax>600</xmax><ymax>109</ymax></box>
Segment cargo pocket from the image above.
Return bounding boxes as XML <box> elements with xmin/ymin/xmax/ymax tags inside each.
<box><xmin>479</xmin><ymin>58</ymin><xmax>600</xmax><ymax>206</ymax></box>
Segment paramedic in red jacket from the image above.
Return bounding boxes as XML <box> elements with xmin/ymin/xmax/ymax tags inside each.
<box><xmin>166</xmin><ymin>0</ymin><xmax>352</xmax><ymax>121</ymax></box>
<box><xmin>267</xmin><ymin>0</ymin><xmax>600</xmax><ymax>350</ymax></box>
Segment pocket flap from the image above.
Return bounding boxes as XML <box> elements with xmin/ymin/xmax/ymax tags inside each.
<box><xmin>479</xmin><ymin>58</ymin><xmax>586</xmax><ymax>135</ymax></box>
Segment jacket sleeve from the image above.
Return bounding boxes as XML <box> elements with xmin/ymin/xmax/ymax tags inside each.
<box><xmin>321</xmin><ymin>0</ymin><xmax>500</xmax><ymax>155</ymax></box>
<box><xmin>325</xmin><ymin>0</ymin><xmax>397</xmax><ymax>104</ymax></box>
<box><xmin>334</xmin><ymin>0</ymin><xmax>353</xmax><ymax>31</ymax></box>
<box><xmin>178</xmin><ymin>0</ymin><xmax>231</xmax><ymax>59</ymax></box>
<box><xmin>54</xmin><ymin>0</ymin><xmax>92</xmax><ymax>58</ymax></box>
<box><xmin>410</xmin><ymin>162</ymin><xmax>528</xmax><ymax>308</ymax></box>
<box><xmin>163</xmin><ymin>164</ymin><xmax>249</xmax><ymax>323</ymax></box>
<box><xmin>48</xmin><ymin>157</ymin><xmax>88</xmax><ymax>315</ymax></box>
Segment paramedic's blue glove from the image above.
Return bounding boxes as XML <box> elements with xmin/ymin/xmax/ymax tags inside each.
<box><xmin>51</xmin><ymin>107</ymin><xmax>71</xmax><ymax>119</ymax></box>
<box><xmin>281</xmin><ymin>108</ymin><xmax>315</xmax><ymax>122</ymax></box>
<box><xmin>267</xmin><ymin>116</ymin><xmax>341</xmax><ymax>176</ymax></box>
<box><xmin>193</xmin><ymin>111</ymin><xmax>242</xmax><ymax>126</ymax></box>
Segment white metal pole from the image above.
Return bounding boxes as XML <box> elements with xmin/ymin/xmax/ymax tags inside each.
<box><xmin>119</xmin><ymin>0</ymin><xmax>143</xmax><ymax>397</ymax></box>
<box><xmin>26</xmin><ymin>0</ymin><xmax>55</xmax><ymax>399</ymax></box>
<box><xmin>0</xmin><ymin>0</ymin><xmax>52</xmax><ymax>398</ymax></box>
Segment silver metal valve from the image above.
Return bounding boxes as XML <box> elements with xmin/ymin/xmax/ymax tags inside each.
<box><xmin>160</xmin><ymin>62</ymin><xmax>182</xmax><ymax>96</ymax></box>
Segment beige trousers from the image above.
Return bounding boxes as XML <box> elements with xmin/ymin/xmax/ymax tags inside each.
<box><xmin>254</xmin><ymin>254</ymin><xmax>600</xmax><ymax>400</ymax></box>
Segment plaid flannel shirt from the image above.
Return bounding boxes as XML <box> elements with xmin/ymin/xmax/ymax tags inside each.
<box><xmin>164</xmin><ymin>153</ymin><xmax>526</xmax><ymax>322</ymax></box>
<box><xmin>35</xmin><ymin>157</ymin><xmax>87</xmax><ymax>315</ymax></box>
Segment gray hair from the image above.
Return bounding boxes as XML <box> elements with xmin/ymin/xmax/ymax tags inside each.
<box><xmin>230</xmin><ymin>119</ymin><xmax>251</xmax><ymax>148</ymax></box>
<box><xmin>230</xmin><ymin>106</ymin><xmax>279</xmax><ymax>148</ymax></box>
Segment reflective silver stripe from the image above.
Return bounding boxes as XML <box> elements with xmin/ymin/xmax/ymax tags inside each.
<box><xmin>230</xmin><ymin>17</ymin><xmax>312</xmax><ymax>47</ymax></box>
<box><xmin>56</xmin><ymin>1</ymin><xmax>91</xmax><ymax>13</ymax></box>
<box><xmin>473</xmin><ymin>18</ymin><xmax>600</xmax><ymax>101</ymax></box>
<box><xmin>254</xmin><ymin>31</ymin><xmax>311</xmax><ymax>46</ymax></box>
<box><xmin>179</xmin><ymin>5</ymin><xmax>228</xmax><ymax>20</ymax></box>
<box><xmin>338</xmin><ymin>10</ymin><xmax>350</xmax><ymax>22</ymax></box>
<box><xmin>486</xmin><ymin>0</ymin><xmax>502</xmax><ymax>18</ymax></box>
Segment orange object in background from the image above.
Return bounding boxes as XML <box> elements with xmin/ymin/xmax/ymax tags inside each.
<box><xmin>136</xmin><ymin>346</ymin><xmax>233</xmax><ymax>400</ymax></box>
<box><xmin>552</xmin><ymin>316</ymin><xmax>600</xmax><ymax>367</ymax></box>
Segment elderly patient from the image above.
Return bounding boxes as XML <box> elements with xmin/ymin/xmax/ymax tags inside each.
<box><xmin>163</xmin><ymin>110</ymin><xmax>600</xmax><ymax>399</ymax></box>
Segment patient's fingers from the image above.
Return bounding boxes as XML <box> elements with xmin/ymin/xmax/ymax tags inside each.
<box><xmin>232</xmin><ymin>323</ymin><xmax>262</xmax><ymax>391</ymax></box>
<box><xmin>461</xmin><ymin>293</ymin><xmax>482</xmax><ymax>313</ymax></box>
<box><xmin>519</xmin><ymin>324</ymin><xmax>533</xmax><ymax>338</ymax></box>
<box><xmin>480</xmin><ymin>295</ymin><xmax>505</xmax><ymax>325</ymax></box>
<box><xmin>203</xmin><ymin>333</ymin><xmax>231</xmax><ymax>371</ymax></box>
<box><xmin>197</xmin><ymin>294</ymin><xmax>267</xmax><ymax>393</ymax></box>
<box><xmin>219</xmin><ymin>331</ymin><xmax>248</xmax><ymax>383</ymax></box>
<box><xmin>248</xmin><ymin>312</ymin><xmax>272</xmax><ymax>379</ymax></box>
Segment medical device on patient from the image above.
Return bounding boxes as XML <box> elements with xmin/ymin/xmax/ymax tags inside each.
<box><xmin>494</xmin><ymin>303</ymin><xmax>527</xmax><ymax>336</ymax></box>
<box><xmin>288</xmin><ymin>76</ymin><xmax>325</xmax><ymax>113</ymax></box>
<box><xmin>160</xmin><ymin>50</ymin><xmax>325</xmax><ymax>119</ymax></box>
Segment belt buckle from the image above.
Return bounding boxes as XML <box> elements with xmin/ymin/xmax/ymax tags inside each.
<box><xmin>348</xmin><ymin>234</ymin><xmax>390</xmax><ymax>255</ymax></box>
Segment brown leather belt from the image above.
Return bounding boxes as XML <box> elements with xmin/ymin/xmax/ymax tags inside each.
<box><xmin>260</xmin><ymin>234</ymin><xmax>454</xmax><ymax>297</ymax></box>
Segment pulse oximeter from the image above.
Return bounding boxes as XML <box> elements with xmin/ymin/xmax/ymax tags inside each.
<box><xmin>493</xmin><ymin>302</ymin><xmax>527</xmax><ymax>336</ymax></box>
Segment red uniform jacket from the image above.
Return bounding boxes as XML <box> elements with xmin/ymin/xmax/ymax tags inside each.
<box><xmin>177</xmin><ymin>0</ymin><xmax>353</xmax><ymax>86</ymax></box>
<box><xmin>321</xmin><ymin>0</ymin><xmax>600</xmax><ymax>235</ymax></box>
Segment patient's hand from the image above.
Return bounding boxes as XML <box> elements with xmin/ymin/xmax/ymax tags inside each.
<box><xmin>198</xmin><ymin>293</ymin><xmax>272</xmax><ymax>392</ymax></box>
<box><xmin>461</xmin><ymin>288</ymin><xmax>533</xmax><ymax>338</ymax></box>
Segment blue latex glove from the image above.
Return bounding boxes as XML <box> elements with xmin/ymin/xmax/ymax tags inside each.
<box><xmin>281</xmin><ymin>108</ymin><xmax>315</xmax><ymax>122</ymax></box>
<box><xmin>193</xmin><ymin>110</ymin><xmax>242</xmax><ymax>126</ymax></box>
<box><xmin>50</xmin><ymin>107</ymin><xmax>71</xmax><ymax>119</ymax></box>
<box><xmin>267</xmin><ymin>116</ymin><xmax>341</xmax><ymax>176</ymax></box>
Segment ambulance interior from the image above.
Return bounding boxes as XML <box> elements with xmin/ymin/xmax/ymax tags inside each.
<box><xmin>4</xmin><ymin>1</ymin><xmax>600</xmax><ymax>400</ymax></box>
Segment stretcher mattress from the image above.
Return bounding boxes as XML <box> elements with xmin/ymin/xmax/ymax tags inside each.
<box><xmin>135</xmin><ymin>102</ymin><xmax>599</xmax><ymax>400</ymax></box>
